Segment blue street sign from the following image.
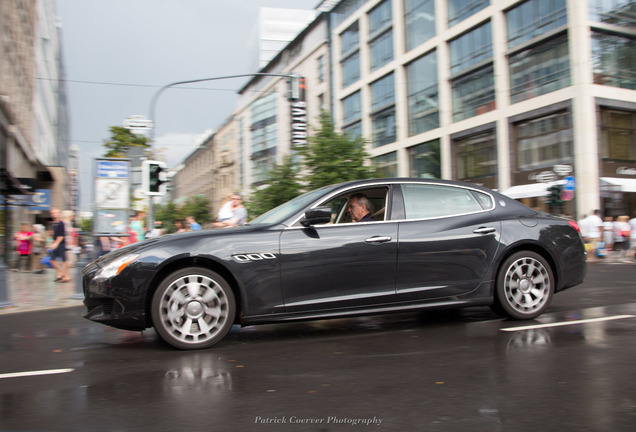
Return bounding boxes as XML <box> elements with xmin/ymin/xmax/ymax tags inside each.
<box><xmin>563</xmin><ymin>176</ymin><xmax>576</xmax><ymax>191</ymax></box>
<box><xmin>96</xmin><ymin>160</ymin><xmax>129</xmax><ymax>178</ymax></box>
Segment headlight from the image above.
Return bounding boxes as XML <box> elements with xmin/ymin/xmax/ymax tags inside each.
<box><xmin>95</xmin><ymin>254</ymin><xmax>139</xmax><ymax>280</ymax></box>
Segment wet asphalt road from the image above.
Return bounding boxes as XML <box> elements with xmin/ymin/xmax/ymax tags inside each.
<box><xmin>1</xmin><ymin>263</ymin><xmax>635</xmax><ymax>432</ymax></box>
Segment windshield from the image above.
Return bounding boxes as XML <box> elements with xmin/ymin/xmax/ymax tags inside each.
<box><xmin>249</xmin><ymin>186</ymin><xmax>335</xmax><ymax>225</ymax></box>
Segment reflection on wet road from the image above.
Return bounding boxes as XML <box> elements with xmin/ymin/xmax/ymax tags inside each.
<box><xmin>2</xmin><ymin>262</ymin><xmax>636</xmax><ymax>432</ymax></box>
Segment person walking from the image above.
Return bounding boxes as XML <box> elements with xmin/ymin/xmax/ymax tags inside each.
<box><xmin>49</xmin><ymin>208</ymin><xmax>70</xmax><ymax>283</ymax></box>
<box><xmin>31</xmin><ymin>224</ymin><xmax>46</xmax><ymax>274</ymax></box>
<box><xmin>613</xmin><ymin>215</ymin><xmax>631</xmax><ymax>262</ymax></box>
<box><xmin>186</xmin><ymin>216</ymin><xmax>202</xmax><ymax>231</ymax></box>
<box><xmin>584</xmin><ymin>210</ymin><xmax>603</xmax><ymax>262</ymax></box>
<box><xmin>628</xmin><ymin>212</ymin><xmax>636</xmax><ymax>262</ymax></box>
<box><xmin>13</xmin><ymin>223</ymin><xmax>33</xmax><ymax>272</ymax></box>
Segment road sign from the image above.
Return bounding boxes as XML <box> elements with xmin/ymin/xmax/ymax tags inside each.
<box><xmin>553</xmin><ymin>164</ymin><xmax>573</xmax><ymax>176</ymax></box>
<box><xmin>95</xmin><ymin>178</ymin><xmax>129</xmax><ymax>208</ymax></box>
<box><xmin>561</xmin><ymin>190</ymin><xmax>574</xmax><ymax>201</ymax></box>
<box><xmin>94</xmin><ymin>158</ymin><xmax>130</xmax><ymax>236</ymax></box>
<box><xmin>563</xmin><ymin>176</ymin><xmax>576</xmax><ymax>191</ymax></box>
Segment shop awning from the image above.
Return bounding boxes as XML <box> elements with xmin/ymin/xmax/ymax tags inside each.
<box><xmin>500</xmin><ymin>180</ymin><xmax>565</xmax><ymax>199</ymax></box>
<box><xmin>600</xmin><ymin>177</ymin><xmax>636</xmax><ymax>193</ymax></box>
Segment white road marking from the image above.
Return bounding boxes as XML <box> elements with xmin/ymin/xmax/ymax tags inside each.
<box><xmin>0</xmin><ymin>368</ymin><xmax>74</xmax><ymax>379</ymax></box>
<box><xmin>501</xmin><ymin>315</ymin><xmax>636</xmax><ymax>332</ymax></box>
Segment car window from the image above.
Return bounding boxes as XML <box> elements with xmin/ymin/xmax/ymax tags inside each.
<box><xmin>471</xmin><ymin>190</ymin><xmax>494</xmax><ymax>210</ymax></box>
<box><xmin>314</xmin><ymin>187</ymin><xmax>389</xmax><ymax>224</ymax></box>
<box><xmin>402</xmin><ymin>184</ymin><xmax>486</xmax><ymax>219</ymax></box>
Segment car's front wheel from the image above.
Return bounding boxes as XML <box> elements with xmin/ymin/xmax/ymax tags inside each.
<box><xmin>492</xmin><ymin>251</ymin><xmax>554</xmax><ymax>320</ymax></box>
<box><xmin>151</xmin><ymin>267</ymin><xmax>236</xmax><ymax>350</ymax></box>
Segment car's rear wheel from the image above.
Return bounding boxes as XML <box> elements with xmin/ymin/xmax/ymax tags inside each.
<box><xmin>151</xmin><ymin>267</ymin><xmax>236</xmax><ymax>350</ymax></box>
<box><xmin>492</xmin><ymin>251</ymin><xmax>554</xmax><ymax>320</ymax></box>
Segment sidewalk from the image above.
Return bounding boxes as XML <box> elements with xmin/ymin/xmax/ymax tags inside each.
<box><xmin>0</xmin><ymin>267</ymin><xmax>84</xmax><ymax>315</ymax></box>
<box><xmin>1</xmin><ymin>258</ymin><xmax>633</xmax><ymax>315</ymax></box>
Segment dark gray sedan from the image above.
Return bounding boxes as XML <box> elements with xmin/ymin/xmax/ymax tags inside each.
<box><xmin>82</xmin><ymin>179</ymin><xmax>586</xmax><ymax>350</ymax></box>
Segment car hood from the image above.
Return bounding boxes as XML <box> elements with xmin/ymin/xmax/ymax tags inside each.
<box><xmin>89</xmin><ymin>225</ymin><xmax>270</xmax><ymax>268</ymax></box>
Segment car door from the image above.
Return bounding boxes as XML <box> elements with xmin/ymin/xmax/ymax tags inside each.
<box><xmin>395</xmin><ymin>183</ymin><xmax>501</xmax><ymax>301</ymax></box>
<box><xmin>279</xmin><ymin>186</ymin><xmax>398</xmax><ymax>313</ymax></box>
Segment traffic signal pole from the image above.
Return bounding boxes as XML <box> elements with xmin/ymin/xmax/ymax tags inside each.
<box><xmin>145</xmin><ymin>73</ymin><xmax>304</xmax><ymax>229</ymax></box>
<box><xmin>148</xmin><ymin>73</ymin><xmax>299</xmax><ymax>141</ymax></box>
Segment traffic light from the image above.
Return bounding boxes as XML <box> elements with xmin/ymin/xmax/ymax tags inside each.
<box><xmin>288</xmin><ymin>74</ymin><xmax>306</xmax><ymax>101</ymax></box>
<box><xmin>548</xmin><ymin>184</ymin><xmax>563</xmax><ymax>207</ymax></box>
<box><xmin>142</xmin><ymin>160</ymin><xmax>167</xmax><ymax>195</ymax></box>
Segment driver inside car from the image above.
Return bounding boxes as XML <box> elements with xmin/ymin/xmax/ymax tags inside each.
<box><xmin>348</xmin><ymin>193</ymin><xmax>374</xmax><ymax>223</ymax></box>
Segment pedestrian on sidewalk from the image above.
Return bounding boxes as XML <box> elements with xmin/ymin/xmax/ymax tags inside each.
<box><xmin>13</xmin><ymin>223</ymin><xmax>33</xmax><ymax>272</ymax></box>
<box><xmin>583</xmin><ymin>210</ymin><xmax>603</xmax><ymax>262</ymax></box>
<box><xmin>30</xmin><ymin>224</ymin><xmax>47</xmax><ymax>274</ymax></box>
<box><xmin>613</xmin><ymin>215</ymin><xmax>631</xmax><ymax>263</ymax></box>
<box><xmin>629</xmin><ymin>212</ymin><xmax>636</xmax><ymax>261</ymax></box>
<box><xmin>49</xmin><ymin>208</ymin><xmax>70</xmax><ymax>283</ymax></box>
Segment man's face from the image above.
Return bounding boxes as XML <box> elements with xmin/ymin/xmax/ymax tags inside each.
<box><xmin>348</xmin><ymin>198</ymin><xmax>366</xmax><ymax>222</ymax></box>
<box><xmin>51</xmin><ymin>209</ymin><xmax>59</xmax><ymax>220</ymax></box>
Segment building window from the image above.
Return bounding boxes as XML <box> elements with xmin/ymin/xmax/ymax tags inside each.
<box><xmin>408</xmin><ymin>139</ymin><xmax>441</xmax><ymax>178</ymax></box>
<box><xmin>369</xmin><ymin>0</ymin><xmax>393</xmax><ymax>71</ymax></box>
<box><xmin>370</xmin><ymin>30</ymin><xmax>394</xmax><ymax>71</ymax></box>
<box><xmin>331</xmin><ymin>0</ymin><xmax>367</xmax><ymax>28</ymax></box>
<box><xmin>454</xmin><ymin>130</ymin><xmax>497</xmax><ymax>185</ymax></box>
<box><xmin>343</xmin><ymin>91</ymin><xmax>362</xmax><ymax>125</ymax></box>
<box><xmin>342</xmin><ymin>52</ymin><xmax>361</xmax><ymax>88</ymax></box>
<box><xmin>371</xmin><ymin>73</ymin><xmax>396</xmax><ymax>147</ymax></box>
<box><xmin>509</xmin><ymin>35</ymin><xmax>570</xmax><ymax>104</ymax></box>
<box><xmin>449</xmin><ymin>21</ymin><xmax>492</xmax><ymax>76</ymax></box>
<box><xmin>251</xmin><ymin>93</ymin><xmax>278</xmax><ymax>185</ymax></box>
<box><xmin>515</xmin><ymin>111</ymin><xmax>573</xmax><ymax>171</ymax></box>
<box><xmin>371</xmin><ymin>73</ymin><xmax>395</xmax><ymax>111</ymax></box>
<box><xmin>404</xmin><ymin>0</ymin><xmax>435</xmax><ymax>52</ymax></box>
<box><xmin>317</xmin><ymin>55</ymin><xmax>325</xmax><ymax>83</ymax></box>
<box><xmin>506</xmin><ymin>0</ymin><xmax>567</xmax><ymax>49</ymax></box>
<box><xmin>341</xmin><ymin>21</ymin><xmax>360</xmax><ymax>53</ymax></box>
<box><xmin>344</xmin><ymin>121</ymin><xmax>363</xmax><ymax>138</ymax></box>
<box><xmin>589</xmin><ymin>0</ymin><xmax>636</xmax><ymax>30</ymax></box>
<box><xmin>372</xmin><ymin>108</ymin><xmax>396</xmax><ymax>147</ymax></box>
<box><xmin>369</xmin><ymin>0</ymin><xmax>393</xmax><ymax>34</ymax></box>
<box><xmin>448</xmin><ymin>23</ymin><xmax>495</xmax><ymax>124</ymax></box>
<box><xmin>592</xmin><ymin>32</ymin><xmax>636</xmax><ymax>90</ymax></box>
<box><xmin>451</xmin><ymin>65</ymin><xmax>495</xmax><ymax>122</ymax></box>
<box><xmin>600</xmin><ymin>108</ymin><xmax>636</xmax><ymax>161</ymax></box>
<box><xmin>374</xmin><ymin>152</ymin><xmax>398</xmax><ymax>177</ymax></box>
<box><xmin>448</xmin><ymin>0</ymin><xmax>489</xmax><ymax>28</ymax></box>
<box><xmin>341</xmin><ymin>22</ymin><xmax>361</xmax><ymax>88</ymax></box>
<box><xmin>406</xmin><ymin>50</ymin><xmax>439</xmax><ymax>135</ymax></box>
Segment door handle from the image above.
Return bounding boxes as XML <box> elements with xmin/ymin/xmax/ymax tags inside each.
<box><xmin>365</xmin><ymin>236</ymin><xmax>392</xmax><ymax>244</ymax></box>
<box><xmin>473</xmin><ymin>227</ymin><xmax>496</xmax><ymax>234</ymax></box>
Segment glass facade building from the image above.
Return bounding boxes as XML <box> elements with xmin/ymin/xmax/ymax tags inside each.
<box><xmin>326</xmin><ymin>0</ymin><xmax>636</xmax><ymax>218</ymax></box>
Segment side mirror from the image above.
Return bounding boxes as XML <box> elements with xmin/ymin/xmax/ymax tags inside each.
<box><xmin>300</xmin><ymin>206</ymin><xmax>332</xmax><ymax>227</ymax></box>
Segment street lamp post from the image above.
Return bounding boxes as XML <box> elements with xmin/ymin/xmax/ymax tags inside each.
<box><xmin>148</xmin><ymin>73</ymin><xmax>296</xmax><ymax>141</ymax></box>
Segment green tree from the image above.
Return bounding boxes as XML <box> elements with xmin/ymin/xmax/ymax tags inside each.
<box><xmin>295</xmin><ymin>110</ymin><xmax>376</xmax><ymax>190</ymax></box>
<box><xmin>103</xmin><ymin>126</ymin><xmax>151</xmax><ymax>158</ymax></box>
<box><xmin>247</xmin><ymin>155</ymin><xmax>303</xmax><ymax>218</ymax></box>
<box><xmin>154</xmin><ymin>196</ymin><xmax>211</xmax><ymax>233</ymax></box>
<box><xmin>181</xmin><ymin>195</ymin><xmax>212</xmax><ymax>225</ymax></box>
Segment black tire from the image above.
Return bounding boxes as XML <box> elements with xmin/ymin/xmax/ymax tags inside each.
<box><xmin>151</xmin><ymin>267</ymin><xmax>236</xmax><ymax>350</ymax></box>
<box><xmin>492</xmin><ymin>251</ymin><xmax>554</xmax><ymax>320</ymax></box>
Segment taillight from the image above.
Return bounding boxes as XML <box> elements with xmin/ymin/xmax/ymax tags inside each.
<box><xmin>568</xmin><ymin>220</ymin><xmax>580</xmax><ymax>233</ymax></box>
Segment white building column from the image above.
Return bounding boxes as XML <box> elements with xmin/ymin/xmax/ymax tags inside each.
<box><xmin>567</xmin><ymin>0</ymin><xmax>601</xmax><ymax>217</ymax></box>
<box><xmin>435</xmin><ymin>0</ymin><xmax>453</xmax><ymax>179</ymax></box>
<box><xmin>492</xmin><ymin>4</ymin><xmax>511</xmax><ymax>191</ymax></box>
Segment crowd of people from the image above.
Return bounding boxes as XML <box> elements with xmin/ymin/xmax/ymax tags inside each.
<box><xmin>11</xmin><ymin>208</ymin><xmax>79</xmax><ymax>283</ymax></box>
<box><xmin>10</xmin><ymin>193</ymin><xmax>249</xmax><ymax>277</ymax></box>
<box><xmin>578</xmin><ymin>210</ymin><xmax>636</xmax><ymax>263</ymax></box>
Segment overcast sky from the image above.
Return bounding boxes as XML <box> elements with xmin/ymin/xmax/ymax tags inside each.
<box><xmin>55</xmin><ymin>0</ymin><xmax>318</xmax><ymax>211</ymax></box>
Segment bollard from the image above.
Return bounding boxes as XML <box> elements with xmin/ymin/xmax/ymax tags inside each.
<box><xmin>70</xmin><ymin>256</ymin><xmax>88</xmax><ymax>300</ymax></box>
<box><xmin>0</xmin><ymin>258</ymin><xmax>13</xmax><ymax>308</ymax></box>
